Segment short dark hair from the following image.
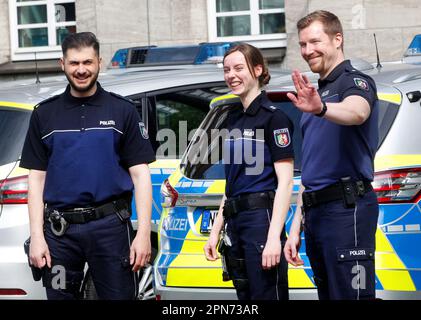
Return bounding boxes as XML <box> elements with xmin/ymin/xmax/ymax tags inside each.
<box><xmin>297</xmin><ymin>10</ymin><xmax>344</xmax><ymax>50</ymax></box>
<box><xmin>61</xmin><ymin>32</ymin><xmax>100</xmax><ymax>56</ymax></box>
<box><xmin>223</xmin><ymin>43</ymin><xmax>271</xmax><ymax>87</ymax></box>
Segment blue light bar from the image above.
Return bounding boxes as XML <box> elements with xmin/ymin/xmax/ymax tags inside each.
<box><xmin>108</xmin><ymin>42</ymin><xmax>236</xmax><ymax>68</ymax></box>
<box><xmin>110</xmin><ymin>48</ymin><xmax>129</xmax><ymax>68</ymax></box>
<box><xmin>404</xmin><ymin>34</ymin><xmax>421</xmax><ymax>56</ymax></box>
<box><xmin>195</xmin><ymin>42</ymin><xmax>236</xmax><ymax>64</ymax></box>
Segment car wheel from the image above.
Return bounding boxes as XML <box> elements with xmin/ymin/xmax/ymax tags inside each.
<box><xmin>137</xmin><ymin>263</ymin><xmax>155</xmax><ymax>300</ymax></box>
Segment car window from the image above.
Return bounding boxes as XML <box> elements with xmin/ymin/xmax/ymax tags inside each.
<box><xmin>182</xmin><ymin>100</ymin><xmax>303</xmax><ymax>180</ymax></box>
<box><xmin>0</xmin><ymin>108</ymin><xmax>31</xmax><ymax>166</ymax></box>
<box><xmin>377</xmin><ymin>99</ymin><xmax>400</xmax><ymax>148</ymax></box>
<box><xmin>150</xmin><ymin>86</ymin><xmax>229</xmax><ymax>158</ymax></box>
<box><xmin>181</xmin><ymin>103</ymin><xmax>232</xmax><ymax>179</ymax></box>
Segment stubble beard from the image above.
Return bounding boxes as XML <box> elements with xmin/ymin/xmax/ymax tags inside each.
<box><xmin>65</xmin><ymin>70</ymin><xmax>99</xmax><ymax>94</ymax></box>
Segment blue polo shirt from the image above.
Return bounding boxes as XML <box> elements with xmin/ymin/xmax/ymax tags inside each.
<box><xmin>224</xmin><ymin>91</ymin><xmax>294</xmax><ymax>198</ymax></box>
<box><xmin>20</xmin><ymin>83</ymin><xmax>156</xmax><ymax>209</ymax></box>
<box><xmin>300</xmin><ymin>60</ymin><xmax>378</xmax><ymax>191</ymax></box>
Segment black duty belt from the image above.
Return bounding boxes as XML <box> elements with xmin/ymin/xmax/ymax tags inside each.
<box><xmin>45</xmin><ymin>197</ymin><xmax>129</xmax><ymax>224</ymax></box>
<box><xmin>302</xmin><ymin>179</ymin><xmax>373</xmax><ymax>209</ymax></box>
<box><xmin>223</xmin><ymin>191</ymin><xmax>275</xmax><ymax>219</ymax></box>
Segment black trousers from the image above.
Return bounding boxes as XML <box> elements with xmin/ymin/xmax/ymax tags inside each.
<box><xmin>304</xmin><ymin>190</ymin><xmax>379</xmax><ymax>300</ymax></box>
<box><xmin>225</xmin><ymin>208</ymin><xmax>289</xmax><ymax>300</ymax></box>
<box><xmin>44</xmin><ymin>213</ymin><xmax>138</xmax><ymax>300</ymax></box>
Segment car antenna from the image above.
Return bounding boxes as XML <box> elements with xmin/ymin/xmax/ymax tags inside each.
<box><xmin>374</xmin><ymin>33</ymin><xmax>382</xmax><ymax>69</ymax></box>
<box><xmin>34</xmin><ymin>52</ymin><xmax>41</xmax><ymax>84</ymax></box>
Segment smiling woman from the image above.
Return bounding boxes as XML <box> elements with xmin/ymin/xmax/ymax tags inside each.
<box><xmin>203</xmin><ymin>43</ymin><xmax>294</xmax><ymax>301</ymax></box>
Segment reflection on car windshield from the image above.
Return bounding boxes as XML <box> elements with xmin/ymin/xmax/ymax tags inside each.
<box><xmin>182</xmin><ymin>100</ymin><xmax>303</xmax><ymax>180</ymax></box>
<box><xmin>0</xmin><ymin>108</ymin><xmax>31</xmax><ymax>166</ymax></box>
<box><xmin>377</xmin><ymin>99</ymin><xmax>400</xmax><ymax>149</ymax></box>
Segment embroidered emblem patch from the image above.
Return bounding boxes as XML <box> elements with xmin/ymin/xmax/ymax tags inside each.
<box><xmin>353</xmin><ymin>78</ymin><xmax>369</xmax><ymax>91</ymax></box>
<box><xmin>139</xmin><ymin>122</ymin><xmax>149</xmax><ymax>139</ymax></box>
<box><xmin>273</xmin><ymin>128</ymin><xmax>291</xmax><ymax>148</ymax></box>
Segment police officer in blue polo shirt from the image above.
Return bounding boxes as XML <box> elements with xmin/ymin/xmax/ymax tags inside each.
<box><xmin>204</xmin><ymin>44</ymin><xmax>294</xmax><ymax>300</ymax></box>
<box><xmin>284</xmin><ymin>11</ymin><xmax>379</xmax><ymax>300</ymax></box>
<box><xmin>20</xmin><ymin>32</ymin><xmax>155</xmax><ymax>300</ymax></box>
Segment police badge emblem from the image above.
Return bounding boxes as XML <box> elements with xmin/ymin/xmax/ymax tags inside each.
<box><xmin>273</xmin><ymin>128</ymin><xmax>290</xmax><ymax>147</ymax></box>
<box><xmin>139</xmin><ymin>122</ymin><xmax>149</xmax><ymax>139</ymax></box>
<box><xmin>353</xmin><ymin>78</ymin><xmax>369</xmax><ymax>91</ymax></box>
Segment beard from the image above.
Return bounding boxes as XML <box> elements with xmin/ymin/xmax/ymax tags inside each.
<box><xmin>309</xmin><ymin>63</ymin><xmax>322</xmax><ymax>74</ymax></box>
<box><xmin>306</xmin><ymin>57</ymin><xmax>323</xmax><ymax>74</ymax></box>
<box><xmin>65</xmin><ymin>70</ymin><xmax>99</xmax><ymax>94</ymax></box>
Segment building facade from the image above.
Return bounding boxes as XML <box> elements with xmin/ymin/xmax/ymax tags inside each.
<box><xmin>284</xmin><ymin>0</ymin><xmax>421</xmax><ymax>71</ymax></box>
<box><xmin>0</xmin><ymin>0</ymin><xmax>420</xmax><ymax>79</ymax></box>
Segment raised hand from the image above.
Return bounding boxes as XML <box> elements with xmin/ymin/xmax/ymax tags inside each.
<box><xmin>286</xmin><ymin>70</ymin><xmax>323</xmax><ymax>114</ymax></box>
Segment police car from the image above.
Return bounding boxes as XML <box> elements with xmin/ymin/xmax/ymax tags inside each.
<box><xmin>0</xmin><ymin>63</ymin><xmax>290</xmax><ymax>299</ymax></box>
<box><xmin>154</xmin><ymin>62</ymin><xmax>421</xmax><ymax>300</ymax></box>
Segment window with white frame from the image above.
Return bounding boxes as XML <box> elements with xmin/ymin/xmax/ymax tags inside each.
<box><xmin>207</xmin><ymin>0</ymin><xmax>286</xmax><ymax>48</ymax></box>
<box><xmin>9</xmin><ymin>0</ymin><xmax>76</xmax><ymax>61</ymax></box>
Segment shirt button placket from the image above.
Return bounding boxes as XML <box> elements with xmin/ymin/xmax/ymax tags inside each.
<box><xmin>81</xmin><ymin>104</ymin><xmax>86</xmax><ymax>131</ymax></box>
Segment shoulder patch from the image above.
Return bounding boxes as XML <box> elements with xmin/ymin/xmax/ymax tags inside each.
<box><xmin>109</xmin><ymin>92</ymin><xmax>134</xmax><ymax>104</ymax></box>
<box><xmin>353</xmin><ymin>77</ymin><xmax>369</xmax><ymax>91</ymax></box>
<box><xmin>139</xmin><ymin>121</ymin><xmax>149</xmax><ymax>139</ymax></box>
<box><xmin>273</xmin><ymin>128</ymin><xmax>291</xmax><ymax>148</ymax></box>
<box><xmin>35</xmin><ymin>95</ymin><xmax>60</xmax><ymax>109</ymax></box>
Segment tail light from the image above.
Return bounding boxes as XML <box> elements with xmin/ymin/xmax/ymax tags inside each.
<box><xmin>0</xmin><ymin>289</ymin><xmax>27</xmax><ymax>296</ymax></box>
<box><xmin>373</xmin><ymin>168</ymin><xmax>421</xmax><ymax>203</ymax></box>
<box><xmin>160</xmin><ymin>179</ymin><xmax>178</xmax><ymax>208</ymax></box>
<box><xmin>0</xmin><ymin>175</ymin><xmax>28</xmax><ymax>204</ymax></box>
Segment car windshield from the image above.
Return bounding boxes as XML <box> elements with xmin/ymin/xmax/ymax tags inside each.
<box><xmin>181</xmin><ymin>99</ymin><xmax>303</xmax><ymax>180</ymax></box>
<box><xmin>0</xmin><ymin>107</ymin><xmax>31</xmax><ymax>166</ymax></box>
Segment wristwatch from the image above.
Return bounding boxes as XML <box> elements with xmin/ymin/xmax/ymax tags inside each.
<box><xmin>315</xmin><ymin>101</ymin><xmax>327</xmax><ymax>117</ymax></box>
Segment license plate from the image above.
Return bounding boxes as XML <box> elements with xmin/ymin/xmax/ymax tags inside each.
<box><xmin>200</xmin><ymin>210</ymin><xmax>218</xmax><ymax>234</ymax></box>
